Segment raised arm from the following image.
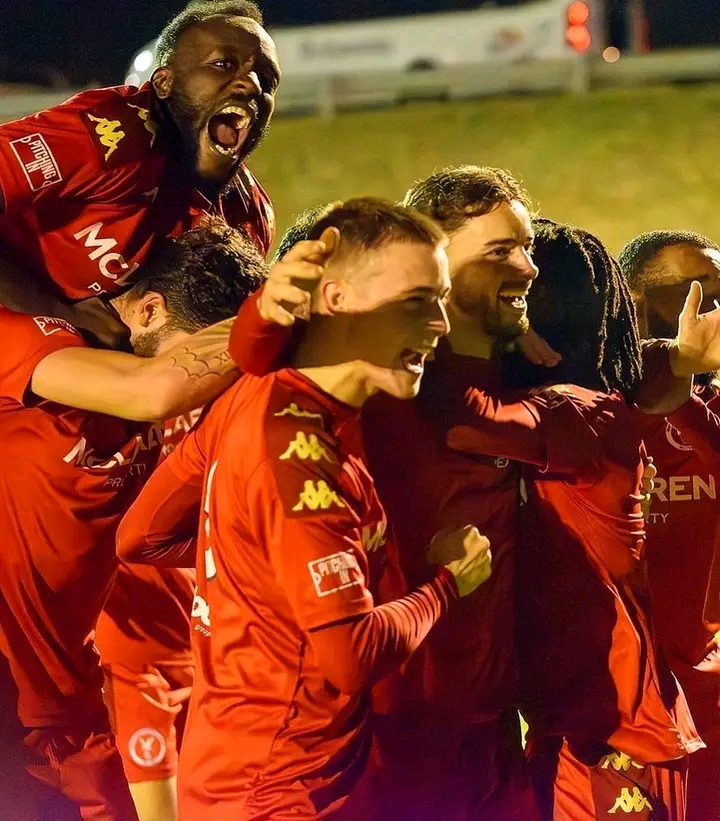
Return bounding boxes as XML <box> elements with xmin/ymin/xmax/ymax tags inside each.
<box><xmin>228</xmin><ymin>235</ymin><xmax>335</xmax><ymax>373</ymax></box>
<box><xmin>445</xmin><ymin>384</ymin><xmax>605</xmax><ymax>473</ymax></box>
<box><xmin>31</xmin><ymin>318</ymin><xmax>239</xmax><ymax>421</ymax></box>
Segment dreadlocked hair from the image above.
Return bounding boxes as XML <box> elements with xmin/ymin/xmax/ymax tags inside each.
<box><xmin>504</xmin><ymin>218</ymin><xmax>643</xmax><ymax>397</ymax></box>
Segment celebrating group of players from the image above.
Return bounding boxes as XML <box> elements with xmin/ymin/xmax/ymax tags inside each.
<box><xmin>1</xmin><ymin>1</ymin><xmax>719</xmax><ymax>820</ymax></box>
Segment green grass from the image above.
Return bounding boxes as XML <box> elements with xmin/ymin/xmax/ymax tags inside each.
<box><xmin>249</xmin><ymin>83</ymin><xmax>720</xmax><ymax>254</ymax></box>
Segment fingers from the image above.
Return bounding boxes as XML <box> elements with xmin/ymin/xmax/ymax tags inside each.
<box><xmin>140</xmin><ymin>690</ymin><xmax>183</xmax><ymax>715</ymax></box>
<box><xmin>167</xmin><ymin>686</ymin><xmax>193</xmax><ymax>708</ymax></box>
<box><xmin>680</xmin><ymin>280</ymin><xmax>703</xmax><ymax>325</ymax></box>
<box><xmin>281</xmin><ymin>239</ymin><xmax>329</xmax><ymax>264</ymax></box>
<box><xmin>518</xmin><ymin>328</ymin><xmax>562</xmax><ymax>367</ymax></box>
<box><xmin>318</xmin><ymin>227</ymin><xmax>340</xmax><ymax>259</ymax></box>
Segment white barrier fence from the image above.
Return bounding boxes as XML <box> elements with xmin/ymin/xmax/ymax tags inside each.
<box><xmin>1</xmin><ymin>48</ymin><xmax>720</xmax><ymax>122</ymax></box>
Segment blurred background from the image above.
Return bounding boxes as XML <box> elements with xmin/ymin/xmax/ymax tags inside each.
<box><xmin>2</xmin><ymin>0</ymin><xmax>719</xmax><ymax>251</ymax></box>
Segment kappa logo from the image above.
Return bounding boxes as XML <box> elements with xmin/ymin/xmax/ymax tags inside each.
<box><xmin>86</xmin><ymin>114</ymin><xmax>126</xmax><ymax>161</ymax></box>
<box><xmin>362</xmin><ymin>521</ymin><xmax>387</xmax><ymax>553</ymax></box>
<box><xmin>280</xmin><ymin>432</ymin><xmax>331</xmax><ymax>463</ymax></box>
<box><xmin>308</xmin><ymin>551</ymin><xmax>363</xmax><ymax>598</ymax></box>
<box><xmin>600</xmin><ymin>752</ymin><xmax>644</xmax><ymax>773</ymax></box>
<box><xmin>608</xmin><ymin>787</ymin><xmax>652</xmax><ymax>814</ymax></box>
<box><xmin>128</xmin><ymin>728</ymin><xmax>166</xmax><ymax>769</ymax></box>
<box><xmin>9</xmin><ymin>134</ymin><xmax>62</xmax><ymax>192</ymax></box>
<box><xmin>275</xmin><ymin>404</ymin><xmax>324</xmax><ymax>425</ymax></box>
<box><xmin>127</xmin><ymin>104</ymin><xmax>157</xmax><ymax>147</ymax></box>
<box><xmin>292</xmin><ymin>480</ymin><xmax>346</xmax><ymax>512</ymax></box>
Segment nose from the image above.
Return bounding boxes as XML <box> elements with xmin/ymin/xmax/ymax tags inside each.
<box><xmin>428</xmin><ymin>299</ymin><xmax>451</xmax><ymax>338</ymax></box>
<box><xmin>511</xmin><ymin>246</ymin><xmax>539</xmax><ymax>281</ymax></box>
<box><xmin>233</xmin><ymin>60</ymin><xmax>262</xmax><ymax>97</ymax></box>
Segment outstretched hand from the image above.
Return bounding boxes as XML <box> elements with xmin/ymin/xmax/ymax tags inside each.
<box><xmin>671</xmin><ymin>281</ymin><xmax>720</xmax><ymax>377</ymax></box>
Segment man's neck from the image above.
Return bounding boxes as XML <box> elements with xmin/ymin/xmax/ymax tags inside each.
<box><xmin>445</xmin><ymin>302</ymin><xmax>493</xmax><ymax>360</ymax></box>
<box><xmin>293</xmin><ymin>325</ymin><xmax>373</xmax><ymax>409</ymax></box>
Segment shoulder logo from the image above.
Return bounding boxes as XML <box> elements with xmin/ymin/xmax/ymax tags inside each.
<box><xmin>275</xmin><ymin>403</ymin><xmax>325</xmax><ymax>425</ymax></box>
<box><xmin>86</xmin><ymin>114</ymin><xmax>125</xmax><ymax>162</ymax></box>
<box><xmin>9</xmin><ymin>134</ymin><xmax>62</xmax><ymax>192</ymax></box>
<box><xmin>280</xmin><ymin>431</ymin><xmax>332</xmax><ymax>463</ymax></box>
<box><xmin>308</xmin><ymin>551</ymin><xmax>363</xmax><ymax>598</ymax></box>
<box><xmin>292</xmin><ymin>480</ymin><xmax>345</xmax><ymax>512</ymax></box>
<box><xmin>33</xmin><ymin>315</ymin><xmax>78</xmax><ymax>337</ymax></box>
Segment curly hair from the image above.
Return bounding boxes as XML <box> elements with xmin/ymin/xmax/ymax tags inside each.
<box><xmin>403</xmin><ymin>165</ymin><xmax>533</xmax><ymax>233</ymax></box>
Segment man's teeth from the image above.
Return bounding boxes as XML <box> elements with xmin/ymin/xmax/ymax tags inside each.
<box><xmin>498</xmin><ymin>292</ymin><xmax>528</xmax><ymax>308</ymax></box>
<box><xmin>402</xmin><ymin>350</ymin><xmax>427</xmax><ymax>374</ymax></box>
<box><xmin>220</xmin><ymin>105</ymin><xmax>252</xmax><ymax>129</ymax></box>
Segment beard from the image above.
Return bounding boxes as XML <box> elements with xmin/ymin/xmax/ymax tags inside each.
<box><xmin>454</xmin><ymin>288</ymin><xmax>529</xmax><ymax>344</ymax></box>
<box><xmin>164</xmin><ymin>87</ymin><xmax>267</xmax><ymax>178</ymax></box>
<box><xmin>132</xmin><ymin>327</ymin><xmax>166</xmax><ymax>358</ymax></box>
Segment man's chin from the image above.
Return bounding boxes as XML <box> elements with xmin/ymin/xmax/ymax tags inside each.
<box><xmin>368</xmin><ymin>368</ymin><xmax>423</xmax><ymax>402</ymax></box>
<box><xmin>488</xmin><ymin>315</ymin><xmax>530</xmax><ymax>344</ymax></box>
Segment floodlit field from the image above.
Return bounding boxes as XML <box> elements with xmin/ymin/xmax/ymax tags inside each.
<box><xmin>250</xmin><ymin>83</ymin><xmax>720</xmax><ymax>254</ymax></box>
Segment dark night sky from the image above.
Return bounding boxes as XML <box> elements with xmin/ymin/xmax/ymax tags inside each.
<box><xmin>0</xmin><ymin>0</ymin><xmax>718</xmax><ymax>87</ymax></box>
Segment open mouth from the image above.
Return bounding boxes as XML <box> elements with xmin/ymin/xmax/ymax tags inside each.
<box><xmin>207</xmin><ymin>104</ymin><xmax>254</xmax><ymax>157</ymax></box>
<box><xmin>497</xmin><ymin>287</ymin><xmax>530</xmax><ymax>312</ymax></box>
<box><xmin>400</xmin><ymin>349</ymin><xmax>428</xmax><ymax>375</ymax></box>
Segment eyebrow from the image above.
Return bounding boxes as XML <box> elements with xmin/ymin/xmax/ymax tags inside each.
<box><xmin>401</xmin><ymin>286</ymin><xmax>449</xmax><ymax>298</ymax></box>
<box><xmin>484</xmin><ymin>236</ymin><xmax>533</xmax><ymax>249</ymax></box>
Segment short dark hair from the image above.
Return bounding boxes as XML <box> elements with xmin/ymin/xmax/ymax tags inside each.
<box><xmin>273</xmin><ymin>204</ymin><xmax>332</xmax><ymax>263</ymax></box>
<box><xmin>156</xmin><ymin>1</ymin><xmax>264</xmax><ymax>67</ymax></box>
<box><xmin>126</xmin><ymin>218</ymin><xmax>268</xmax><ymax>331</ymax></box>
<box><xmin>403</xmin><ymin>165</ymin><xmax>533</xmax><ymax>233</ymax></box>
<box><xmin>503</xmin><ymin>219</ymin><xmax>643</xmax><ymax>396</ymax></box>
<box><xmin>306</xmin><ymin>197</ymin><xmax>446</xmax><ymax>257</ymax></box>
<box><xmin>618</xmin><ymin>230</ymin><xmax>720</xmax><ymax>295</ymax></box>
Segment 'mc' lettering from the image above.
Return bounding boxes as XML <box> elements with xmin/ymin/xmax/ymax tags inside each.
<box><xmin>73</xmin><ymin>222</ymin><xmax>139</xmax><ymax>283</ymax></box>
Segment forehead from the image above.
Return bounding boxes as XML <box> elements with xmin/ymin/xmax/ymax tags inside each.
<box><xmin>448</xmin><ymin>200</ymin><xmax>533</xmax><ymax>256</ymax></box>
<box><xmin>655</xmin><ymin>243</ymin><xmax>720</xmax><ymax>281</ymax></box>
<box><xmin>355</xmin><ymin>241</ymin><xmax>449</xmax><ymax>294</ymax></box>
<box><xmin>177</xmin><ymin>16</ymin><xmax>278</xmax><ymax>62</ymax></box>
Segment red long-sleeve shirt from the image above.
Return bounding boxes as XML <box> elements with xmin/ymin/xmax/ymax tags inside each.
<box><xmin>446</xmin><ymin>383</ymin><xmax>702</xmax><ymax>762</ymax></box>
<box><xmin>634</xmin><ymin>390</ymin><xmax>720</xmax><ymax>743</ymax></box>
<box><xmin>117</xmin><ymin>367</ymin><xmax>456</xmax><ymax>818</ymax></box>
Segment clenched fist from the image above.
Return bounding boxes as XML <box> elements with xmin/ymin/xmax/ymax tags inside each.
<box><xmin>427</xmin><ymin>525</ymin><xmax>492</xmax><ymax>598</ymax></box>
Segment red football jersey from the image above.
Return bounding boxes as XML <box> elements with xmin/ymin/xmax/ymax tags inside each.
<box><xmin>0</xmin><ymin>83</ymin><xmax>274</xmax><ymax>300</ymax></box>
<box><xmin>362</xmin><ymin>348</ymin><xmax>522</xmax><ymax>726</ymax></box>
<box><xmin>94</xmin><ymin>413</ymin><xmax>202</xmax><ymax>671</ymax></box>
<box><xmin>637</xmin><ymin>392</ymin><xmax>720</xmax><ymax>742</ymax></box>
<box><xmin>447</xmin><ymin>385</ymin><xmax>702</xmax><ymax>764</ymax></box>
<box><xmin>155</xmin><ymin>369</ymin><xmax>395</xmax><ymax>818</ymax></box>
<box><xmin>0</xmin><ymin>308</ymin><xmax>163</xmax><ymax>727</ymax></box>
